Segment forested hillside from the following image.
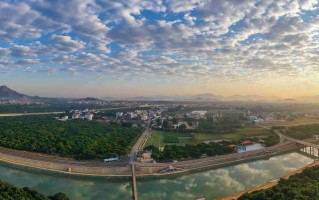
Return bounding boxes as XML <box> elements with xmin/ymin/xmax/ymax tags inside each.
<box><xmin>0</xmin><ymin>116</ymin><xmax>143</xmax><ymax>160</ymax></box>
<box><xmin>0</xmin><ymin>180</ymin><xmax>68</xmax><ymax>200</ymax></box>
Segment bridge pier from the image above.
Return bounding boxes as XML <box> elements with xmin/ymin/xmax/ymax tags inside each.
<box><xmin>280</xmin><ymin>133</ymin><xmax>319</xmax><ymax>157</ymax></box>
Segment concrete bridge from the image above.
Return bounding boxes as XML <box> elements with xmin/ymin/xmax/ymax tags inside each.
<box><xmin>277</xmin><ymin>132</ymin><xmax>319</xmax><ymax>149</ymax></box>
<box><xmin>277</xmin><ymin>132</ymin><xmax>319</xmax><ymax>158</ymax></box>
<box><xmin>131</xmin><ymin>164</ymin><xmax>138</xmax><ymax>200</ymax></box>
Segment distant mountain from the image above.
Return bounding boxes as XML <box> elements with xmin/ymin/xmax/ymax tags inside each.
<box><xmin>191</xmin><ymin>93</ymin><xmax>223</xmax><ymax>100</ymax></box>
<box><xmin>126</xmin><ymin>94</ymin><xmax>221</xmax><ymax>101</ymax></box>
<box><xmin>130</xmin><ymin>96</ymin><xmax>154</xmax><ymax>100</ymax></box>
<box><xmin>296</xmin><ymin>95</ymin><xmax>319</xmax><ymax>102</ymax></box>
<box><xmin>102</xmin><ymin>97</ymin><xmax>115</xmax><ymax>100</ymax></box>
<box><xmin>76</xmin><ymin>97</ymin><xmax>102</xmax><ymax>101</ymax></box>
<box><xmin>282</xmin><ymin>98</ymin><xmax>296</xmax><ymax>101</ymax></box>
<box><xmin>127</xmin><ymin>94</ymin><xmax>282</xmax><ymax>101</ymax></box>
<box><xmin>3</xmin><ymin>85</ymin><xmax>316</xmax><ymax>103</ymax></box>
<box><xmin>0</xmin><ymin>85</ymin><xmax>29</xmax><ymax>99</ymax></box>
<box><xmin>70</xmin><ymin>97</ymin><xmax>108</xmax><ymax>103</ymax></box>
<box><xmin>227</xmin><ymin>95</ymin><xmax>279</xmax><ymax>101</ymax></box>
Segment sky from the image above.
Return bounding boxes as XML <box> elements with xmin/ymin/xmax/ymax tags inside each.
<box><xmin>0</xmin><ymin>0</ymin><xmax>318</xmax><ymax>98</ymax></box>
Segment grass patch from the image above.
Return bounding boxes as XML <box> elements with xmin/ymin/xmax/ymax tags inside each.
<box><xmin>146</xmin><ymin>131</ymin><xmax>191</xmax><ymax>147</ymax></box>
<box><xmin>233</xmin><ymin>127</ymin><xmax>270</xmax><ymax>137</ymax></box>
<box><xmin>164</xmin><ymin>135</ymin><xmax>179</xmax><ymax>143</ymax></box>
<box><xmin>178</xmin><ymin>137</ymin><xmax>191</xmax><ymax>145</ymax></box>
<box><xmin>192</xmin><ymin>126</ymin><xmax>273</xmax><ymax>143</ymax></box>
<box><xmin>145</xmin><ymin>131</ymin><xmax>164</xmax><ymax>147</ymax></box>
<box><xmin>221</xmin><ymin>133</ymin><xmax>244</xmax><ymax>141</ymax></box>
<box><xmin>192</xmin><ymin>133</ymin><xmax>221</xmax><ymax>143</ymax></box>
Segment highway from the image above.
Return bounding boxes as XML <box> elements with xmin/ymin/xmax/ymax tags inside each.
<box><xmin>0</xmin><ymin>137</ymin><xmax>303</xmax><ymax>178</ymax></box>
<box><xmin>136</xmin><ymin>141</ymin><xmax>298</xmax><ymax>169</ymax></box>
<box><xmin>0</xmin><ymin>131</ymin><xmax>306</xmax><ymax>170</ymax></box>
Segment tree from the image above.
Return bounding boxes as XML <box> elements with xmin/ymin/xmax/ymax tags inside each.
<box><xmin>49</xmin><ymin>193</ymin><xmax>69</xmax><ymax>200</ymax></box>
<box><xmin>0</xmin><ymin>115</ymin><xmax>143</xmax><ymax>160</ymax></box>
<box><xmin>179</xmin><ymin>124</ymin><xmax>187</xmax><ymax>130</ymax></box>
<box><xmin>0</xmin><ymin>180</ymin><xmax>69</xmax><ymax>200</ymax></box>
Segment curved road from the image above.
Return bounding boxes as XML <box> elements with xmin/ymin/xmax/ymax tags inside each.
<box><xmin>0</xmin><ymin>141</ymin><xmax>298</xmax><ymax>170</ymax></box>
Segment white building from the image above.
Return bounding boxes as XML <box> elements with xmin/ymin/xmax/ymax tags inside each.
<box><xmin>116</xmin><ymin>112</ymin><xmax>123</xmax><ymax>119</ymax></box>
<box><xmin>85</xmin><ymin>113</ymin><xmax>94</xmax><ymax>121</ymax></box>
<box><xmin>58</xmin><ymin>116</ymin><xmax>69</xmax><ymax>121</ymax></box>
<box><xmin>72</xmin><ymin>113</ymin><xmax>80</xmax><ymax>119</ymax></box>
<box><xmin>190</xmin><ymin>110</ymin><xmax>207</xmax><ymax>119</ymax></box>
<box><xmin>140</xmin><ymin>114</ymin><xmax>148</xmax><ymax>121</ymax></box>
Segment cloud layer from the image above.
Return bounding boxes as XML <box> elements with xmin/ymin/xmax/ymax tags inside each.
<box><xmin>0</xmin><ymin>0</ymin><xmax>318</xmax><ymax>96</ymax></box>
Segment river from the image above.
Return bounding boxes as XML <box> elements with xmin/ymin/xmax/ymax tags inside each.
<box><xmin>0</xmin><ymin>151</ymin><xmax>314</xmax><ymax>200</ymax></box>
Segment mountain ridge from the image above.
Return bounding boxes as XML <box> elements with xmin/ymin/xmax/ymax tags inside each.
<box><xmin>0</xmin><ymin>85</ymin><xmax>29</xmax><ymax>99</ymax></box>
<box><xmin>2</xmin><ymin>85</ymin><xmax>319</xmax><ymax>102</ymax></box>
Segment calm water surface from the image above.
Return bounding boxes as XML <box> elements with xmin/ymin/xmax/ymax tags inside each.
<box><xmin>0</xmin><ymin>151</ymin><xmax>314</xmax><ymax>200</ymax></box>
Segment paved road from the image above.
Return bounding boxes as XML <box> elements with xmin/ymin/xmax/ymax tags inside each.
<box><xmin>129</xmin><ymin>129</ymin><xmax>150</xmax><ymax>163</ymax></box>
<box><xmin>0</xmin><ymin>112</ymin><xmax>64</xmax><ymax>117</ymax></box>
<box><xmin>129</xmin><ymin>113</ymin><xmax>151</xmax><ymax>163</ymax></box>
<box><xmin>0</xmin><ymin>138</ymin><xmax>300</xmax><ymax>173</ymax></box>
<box><xmin>135</xmin><ymin>141</ymin><xmax>299</xmax><ymax>169</ymax></box>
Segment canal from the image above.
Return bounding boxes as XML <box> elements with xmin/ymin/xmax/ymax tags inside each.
<box><xmin>0</xmin><ymin>151</ymin><xmax>314</xmax><ymax>200</ymax></box>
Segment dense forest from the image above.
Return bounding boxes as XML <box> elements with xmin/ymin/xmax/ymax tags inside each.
<box><xmin>239</xmin><ymin>165</ymin><xmax>319</xmax><ymax>200</ymax></box>
<box><xmin>0</xmin><ymin>115</ymin><xmax>143</xmax><ymax>160</ymax></box>
<box><xmin>0</xmin><ymin>104</ymin><xmax>109</xmax><ymax>114</ymax></box>
<box><xmin>0</xmin><ymin>104</ymin><xmax>145</xmax><ymax>114</ymax></box>
<box><xmin>145</xmin><ymin>142</ymin><xmax>233</xmax><ymax>161</ymax></box>
<box><xmin>285</xmin><ymin>124</ymin><xmax>319</xmax><ymax>140</ymax></box>
<box><xmin>263</xmin><ymin>135</ymin><xmax>280</xmax><ymax>147</ymax></box>
<box><xmin>0</xmin><ymin>180</ymin><xmax>68</xmax><ymax>200</ymax></box>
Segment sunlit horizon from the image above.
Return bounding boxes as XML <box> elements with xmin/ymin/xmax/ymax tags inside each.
<box><xmin>0</xmin><ymin>0</ymin><xmax>318</xmax><ymax>99</ymax></box>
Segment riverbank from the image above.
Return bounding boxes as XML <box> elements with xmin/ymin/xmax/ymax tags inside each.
<box><xmin>0</xmin><ymin>141</ymin><xmax>303</xmax><ymax>180</ymax></box>
<box><xmin>217</xmin><ymin>158</ymin><xmax>319</xmax><ymax>200</ymax></box>
<box><xmin>0</xmin><ymin>151</ymin><xmax>314</xmax><ymax>200</ymax></box>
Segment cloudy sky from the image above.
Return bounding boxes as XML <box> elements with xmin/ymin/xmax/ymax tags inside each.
<box><xmin>0</xmin><ymin>0</ymin><xmax>318</xmax><ymax>98</ymax></box>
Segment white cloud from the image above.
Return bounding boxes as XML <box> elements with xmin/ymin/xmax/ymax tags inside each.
<box><xmin>10</xmin><ymin>45</ymin><xmax>35</xmax><ymax>57</ymax></box>
<box><xmin>0</xmin><ymin>2</ymin><xmax>63</xmax><ymax>41</ymax></box>
<box><xmin>0</xmin><ymin>47</ymin><xmax>9</xmax><ymax>56</ymax></box>
<box><xmin>50</xmin><ymin>35</ymin><xmax>85</xmax><ymax>52</ymax></box>
<box><xmin>0</xmin><ymin>0</ymin><xmax>317</xmax><ymax>86</ymax></box>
